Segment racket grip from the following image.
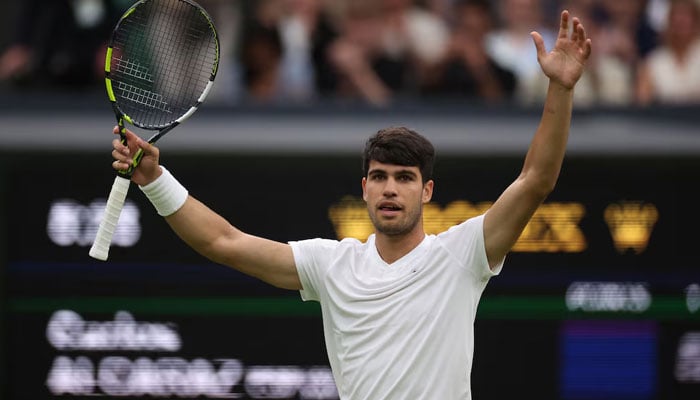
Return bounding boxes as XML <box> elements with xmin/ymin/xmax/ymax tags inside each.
<box><xmin>89</xmin><ymin>175</ymin><xmax>131</xmax><ymax>261</ymax></box>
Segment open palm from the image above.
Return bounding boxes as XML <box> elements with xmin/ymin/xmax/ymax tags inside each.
<box><xmin>532</xmin><ymin>10</ymin><xmax>592</xmax><ymax>90</ymax></box>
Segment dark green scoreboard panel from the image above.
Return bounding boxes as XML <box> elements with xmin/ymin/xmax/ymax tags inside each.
<box><xmin>1</xmin><ymin>152</ymin><xmax>698</xmax><ymax>399</ymax></box>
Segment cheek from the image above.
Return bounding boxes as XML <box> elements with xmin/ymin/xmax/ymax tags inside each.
<box><xmin>363</xmin><ymin>185</ymin><xmax>379</xmax><ymax>202</ymax></box>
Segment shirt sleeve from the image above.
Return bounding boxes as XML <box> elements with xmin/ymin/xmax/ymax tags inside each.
<box><xmin>437</xmin><ymin>214</ymin><xmax>503</xmax><ymax>281</ymax></box>
<box><xmin>289</xmin><ymin>238</ymin><xmax>339</xmax><ymax>302</ymax></box>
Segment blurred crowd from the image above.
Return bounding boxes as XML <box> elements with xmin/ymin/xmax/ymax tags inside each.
<box><xmin>1</xmin><ymin>0</ymin><xmax>699</xmax><ymax>108</ymax></box>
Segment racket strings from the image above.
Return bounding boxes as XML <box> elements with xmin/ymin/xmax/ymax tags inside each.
<box><xmin>115</xmin><ymin>81</ymin><xmax>171</xmax><ymax>112</ymax></box>
<box><xmin>156</xmin><ymin>5</ymin><xmax>210</xmax><ymax>105</ymax></box>
<box><xmin>114</xmin><ymin>58</ymin><xmax>153</xmax><ymax>83</ymax></box>
<box><xmin>109</xmin><ymin>0</ymin><xmax>218</xmax><ymax>129</ymax></box>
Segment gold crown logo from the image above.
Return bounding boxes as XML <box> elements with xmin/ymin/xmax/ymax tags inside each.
<box><xmin>604</xmin><ymin>202</ymin><xmax>658</xmax><ymax>254</ymax></box>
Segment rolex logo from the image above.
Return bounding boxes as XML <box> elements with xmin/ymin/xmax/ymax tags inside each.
<box><xmin>328</xmin><ymin>197</ymin><xmax>586</xmax><ymax>252</ymax></box>
<box><xmin>328</xmin><ymin>197</ymin><xmax>490</xmax><ymax>241</ymax></box>
<box><xmin>604</xmin><ymin>202</ymin><xmax>658</xmax><ymax>254</ymax></box>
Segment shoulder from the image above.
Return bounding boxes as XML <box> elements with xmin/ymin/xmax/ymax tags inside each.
<box><xmin>434</xmin><ymin>214</ymin><xmax>501</xmax><ymax>278</ymax></box>
<box><xmin>436</xmin><ymin>214</ymin><xmax>484</xmax><ymax>240</ymax></box>
<box><xmin>432</xmin><ymin>215</ymin><xmax>487</xmax><ymax>262</ymax></box>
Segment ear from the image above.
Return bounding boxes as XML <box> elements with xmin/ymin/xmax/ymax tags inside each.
<box><xmin>423</xmin><ymin>180</ymin><xmax>434</xmax><ymax>203</ymax></box>
<box><xmin>362</xmin><ymin>177</ymin><xmax>368</xmax><ymax>201</ymax></box>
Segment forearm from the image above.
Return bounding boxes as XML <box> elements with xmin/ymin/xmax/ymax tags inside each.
<box><xmin>164</xmin><ymin>196</ymin><xmax>240</xmax><ymax>263</ymax></box>
<box><xmin>521</xmin><ymin>80</ymin><xmax>574</xmax><ymax>194</ymax></box>
<box><xmin>138</xmin><ymin>166</ymin><xmax>300</xmax><ymax>289</ymax></box>
<box><xmin>483</xmin><ymin>10</ymin><xmax>589</xmax><ymax>266</ymax></box>
<box><xmin>139</xmin><ymin>167</ymin><xmax>239</xmax><ymax>263</ymax></box>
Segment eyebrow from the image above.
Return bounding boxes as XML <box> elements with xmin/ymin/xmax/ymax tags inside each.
<box><xmin>368</xmin><ymin>168</ymin><xmax>418</xmax><ymax>178</ymax></box>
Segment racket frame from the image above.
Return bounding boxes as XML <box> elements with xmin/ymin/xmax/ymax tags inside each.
<box><xmin>89</xmin><ymin>0</ymin><xmax>219</xmax><ymax>261</ymax></box>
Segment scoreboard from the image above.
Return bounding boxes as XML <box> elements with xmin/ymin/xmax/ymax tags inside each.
<box><xmin>1</xmin><ymin>151</ymin><xmax>699</xmax><ymax>399</ymax></box>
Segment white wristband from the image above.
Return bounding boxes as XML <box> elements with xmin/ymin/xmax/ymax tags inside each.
<box><xmin>139</xmin><ymin>166</ymin><xmax>189</xmax><ymax>216</ymax></box>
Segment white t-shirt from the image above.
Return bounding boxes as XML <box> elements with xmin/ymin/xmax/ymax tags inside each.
<box><xmin>290</xmin><ymin>214</ymin><xmax>502</xmax><ymax>400</ymax></box>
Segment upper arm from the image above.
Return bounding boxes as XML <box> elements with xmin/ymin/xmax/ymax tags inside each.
<box><xmin>210</xmin><ymin>232</ymin><xmax>302</xmax><ymax>291</ymax></box>
<box><xmin>484</xmin><ymin>79</ymin><xmax>574</xmax><ymax>269</ymax></box>
<box><xmin>165</xmin><ymin>196</ymin><xmax>302</xmax><ymax>291</ymax></box>
<box><xmin>483</xmin><ymin>175</ymin><xmax>549</xmax><ymax>270</ymax></box>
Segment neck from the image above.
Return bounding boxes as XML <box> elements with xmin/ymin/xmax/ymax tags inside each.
<box><xmin>374</xmin><ymin>225</ymin><xmax>425</xmax><ymax>264</ymax></box>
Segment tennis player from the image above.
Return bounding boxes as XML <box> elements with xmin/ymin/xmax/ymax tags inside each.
<box><xmin>110</xmin><ymin>10</ymin><xmax>591</xmax><ymax>400</ymax></box>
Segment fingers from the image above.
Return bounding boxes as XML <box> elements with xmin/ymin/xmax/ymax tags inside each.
<box><xmin>110</xmin><ymin>126</ymin><xmax>160</xmax><ymax>172</ymax></box>
<box><xmin>583</xmin><ymin>38</ymin><xmax>593</xmax><ymax>60</ymax></box>
<box><xmin>111</xmin><ymin>139</ymin><xmax>132</xmax><ymax>171</ymax></box>
<box><xmin>556</xmin><ymin>10</ymin><xmax>592</xmax><ymax>60</ymax></box>
<box><xmin>571</xmin><ymin>18</ymin><xmax>580</xmax><ymax>42</ymax></box>
<box><xmin>577</xmin><ymin>21</ymin><xmax>592</xmax><ymax>60</ymax></box>
<box><xmin>111</xmin><ymin>125</ymin><xmax>150</xmax><ymax>152</ymax></box>
<box><xmin>572</xmin><ymin>17</ymin><xmax>588</xmax><ymax>44</ymax></box>
<box><xmin>112</xmin><ymin>125</ymin><xmax>139</xmax><ymax>143</ymax></box>
<box><xmin>570</xmin><ymin>16</ymin><xmax>592</xmax><ymax>61</ymax></box>
<box><xmin>531</xmin><ymin>31</ymin><xmax>546</xmax><ymax>61</ymax></box>
<box><xmin>558</xmin><ymin>10</ymin><xmax>570</xmax><ymax>39</ymax></box>
<box><xmin>559</xmin><ymin>10</ymin><xmax>588</xmax><ymax>41</ymax></box>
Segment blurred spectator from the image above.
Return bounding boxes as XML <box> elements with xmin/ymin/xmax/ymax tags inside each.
<box><xmin>277</xmin><ymin>0</ymin><xmax>339</xmax><ymax>100</ymax></box>
<box><xmin>486</xmin><ymin>0</ymin><xmax>557</xmax><ymax>104</ymax></box>
<box><xmin>636</xmin><ymin>0</ymin><xmax>700</xmax><ymax>105</ymax></box>
<box><xmin>239</xmin><ymin>19</ymin><xmax>286</xmax><ymax>103</ymax></box>
<box><xmin>546</xmin><ymin>0</ymin><xmax>637</xmax><ymax>107</ymax></box>
<box><xmin>422</xmin><ymin>0</ymin><xmax>516</xmax><ymax>102</ymax></box>
<box><xmin>198</xmin><ymin>0</ymin><xmax>244</xmax><ymax>104</ymax></box>
<box><xmin>327</xmin><ymin>0</ymin><xmax>398</xmax><ymax>106</ymax></box>
<box><xmin>235</xmin><ymin>0</ymin><xmax>339</xmax><ymax>104</ymax></box>
<box><xmin>379</xmin><ymin>0</ymin><xmax>450</xmax><ymax>76</ymax></box>
<box><xmin>0</xmin><ymin>0</ymin><xmax>127</xmax><ymax>89</ymax></box>
<box><xmin>328</xmin><ymin>0</ymin><xmax>449</xmax><ymax>106</ymax></box>
<box><xmin>599</xmin><ymin>0</ymin><xmax>658</xmax><ymax>60</ymax></box>
<box><xmin>5</xmin><ymin>0</ymin><xmax>696</xmax><ymax>109</ymax></box>
<box><xmin>424</xmin><ymin>0</ymin><xmax>455</xmax><ymax>21</ymax></box>
<box><xmin>237</xmin><ymin>0</ymin><xmax>291</xmax><ymax>103</ymax></box>
<box><xmin>646</xmin><ymin>0</ymin><xmax>671</xmax><ymax>34</ymax></box>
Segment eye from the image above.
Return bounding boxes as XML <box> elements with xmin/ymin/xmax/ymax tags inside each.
<box><xmin>369</xmin><ymin>174</ymin><xmax>386</xmax><ymax>181</ymax></box>
<box><xmin>397</xmin><ymin>174</ymin><xmax>414</xmax><ymax>182</ymax></box>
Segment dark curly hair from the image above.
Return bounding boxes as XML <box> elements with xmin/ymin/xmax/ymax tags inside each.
<box><xmin>362</xmin><ymin>127</ymin><xmax>435</xmax><ymax>183</ymax></box>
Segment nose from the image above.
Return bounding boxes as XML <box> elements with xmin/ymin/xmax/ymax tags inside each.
<box><xmin>382</xmin><ymin>177</ymin><xmax>398</xmax><ymax>197</ymax></box>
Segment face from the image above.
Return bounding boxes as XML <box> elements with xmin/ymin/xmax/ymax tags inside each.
<box><xmin>667</xmin><ymin>1</ymin><xmax>699</xmax><ymax>43</ymax></box>
<box><xmin>362</xmin><ymin>161</ymin><xmax>434</xmax><ymax>237</ymax></box>
<box><xmin>457</xmin><ymin>5</ymin><xmax>491</xmax><ymax>37</ymax></box>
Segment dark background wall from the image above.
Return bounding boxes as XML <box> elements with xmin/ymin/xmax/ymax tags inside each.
<box><xmin>1</xmin><ymin>99</ymin><xmax>699</xmax><ymax>399</ymax></box>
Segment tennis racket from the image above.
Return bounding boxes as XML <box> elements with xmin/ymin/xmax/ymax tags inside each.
<box><xmin>89</xmin><ymin>0</ymin><xmax>219</xmax><ymax>261</ymax></box>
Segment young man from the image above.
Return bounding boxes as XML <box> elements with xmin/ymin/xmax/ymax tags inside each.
<box><xmin>110</xmin><ymin>10</ymin><xmax>591</xmax><ymax>400</ymax></box>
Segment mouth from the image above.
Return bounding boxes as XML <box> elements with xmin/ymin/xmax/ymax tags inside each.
<box><xmin>378</xmin><ymin>202</ymin><xmax>402</xmax><ymax>216</ymax></box>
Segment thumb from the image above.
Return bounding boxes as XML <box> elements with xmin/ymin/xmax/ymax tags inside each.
<box><xmin>531</xmin><ymin>31</ymin><xmax>546</xmax><ymax>63</ymax></box>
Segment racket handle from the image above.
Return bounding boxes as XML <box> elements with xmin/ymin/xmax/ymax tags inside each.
<box><xmin>89</xmin><ymin>175</ymin><xmax>131</xmax><ymax>261</ymax></box>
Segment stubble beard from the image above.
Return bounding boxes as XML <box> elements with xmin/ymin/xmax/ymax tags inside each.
<box><xmin>368</xmin><ymin>203</ymin><xmax>423</xmax><ymax>237</ymax></box>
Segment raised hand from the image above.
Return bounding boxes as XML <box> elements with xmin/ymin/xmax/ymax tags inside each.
<box><xmin>111</xmin><ymin>127</ymin><xmax>162</xmax><ymax>187</ymax></box>
<box><xmin>531</xmin><ymin>10</ymin><xmax>592</xmax><ymax>90</ymax></box>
